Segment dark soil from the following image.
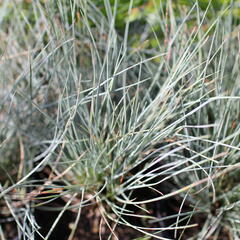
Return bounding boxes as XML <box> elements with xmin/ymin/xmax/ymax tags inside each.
<box><xmin>31</xmin><ymin>163</ymin><xmax>202</xmax><ymax>240</ymax></box>
<box><xmin>0</xmin><ymin>164</ymin><xmax>204</xmax><ymax>240</ymax></box>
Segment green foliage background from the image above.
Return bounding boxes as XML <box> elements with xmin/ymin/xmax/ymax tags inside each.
<box><xmin>93</xmin><ymin>0</ymin><xmax>240</xmax><ymax>26</ymax></box>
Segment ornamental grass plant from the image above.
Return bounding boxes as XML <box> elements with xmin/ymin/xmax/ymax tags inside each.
<box><xmin>0</xmin><ymin>1</ymin><xmax>240</xmax><ymax>239</ymax></box>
